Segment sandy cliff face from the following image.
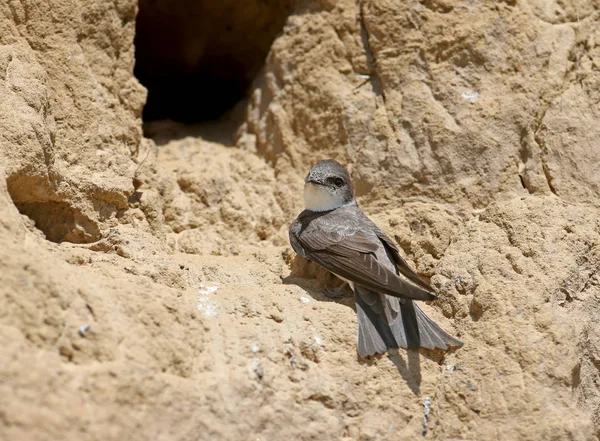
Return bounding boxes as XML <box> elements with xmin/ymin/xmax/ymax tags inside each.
<box><xmin>1</xmin><ymin>0</ymin><xmax>599</xmax><ymax>440</ymax></box>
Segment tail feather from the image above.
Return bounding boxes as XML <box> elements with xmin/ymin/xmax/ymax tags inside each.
<box><xmin>399</xmin><ymin>299</ymin><xmax>421</xmax><ymax>349</ymax></box>
<box><xmin>355</xmin><ymin>287</ymin><xmax>396</xmax><ymax>357</ymax></box>
<box><xmin>413</xmin><ymin>303</ymin><xmax>463</xmax><ymax>350</ymax></box>
<box><xmin>355</xmin><ymin>286</ymin><xmax>462</xmax><ymax>357</ymax></box>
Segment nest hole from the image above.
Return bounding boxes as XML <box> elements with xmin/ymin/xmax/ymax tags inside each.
<box><xmin>134</xmin><ymin>0</ymin><xmax>292</xmax><ymax>126</ymax></box>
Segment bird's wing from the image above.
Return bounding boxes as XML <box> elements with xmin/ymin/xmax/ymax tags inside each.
<box><xmin>375</xmin><ymin>230</ymin><xmax>434</xmax><ymax>292</ymax></box>
<box><xmin>295</xmin><ymin>225</ymin><xmax>435</xmax><ymax>302</ymax></box>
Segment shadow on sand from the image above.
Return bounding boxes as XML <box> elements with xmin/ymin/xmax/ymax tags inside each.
<box><xmin>283</xmin><ymin>274</ymin><xmax>449</xmax><ymax>395</ymax></box>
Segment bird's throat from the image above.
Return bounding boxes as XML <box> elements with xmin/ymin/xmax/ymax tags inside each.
<box><xmin>303</xmin><ymin>183</ymin><xmax>355</xmax><ymax>212</ymax></box>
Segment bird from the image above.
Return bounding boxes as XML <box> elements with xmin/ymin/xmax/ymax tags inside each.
<box><xmin>289</xmin><ymin>159</ymin><xmax>463</xmax><ymax>357</ymax></box>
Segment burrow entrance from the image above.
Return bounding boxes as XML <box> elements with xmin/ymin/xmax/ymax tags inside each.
<box><xmin>6</xmin><ymin>1</ymin><xmax>291</xmax><ymax>245</ymax></box>
<box><xmin>134</xmin><ymin>0</ymin><xmax>292</xmax><ymax>125</ymax></box>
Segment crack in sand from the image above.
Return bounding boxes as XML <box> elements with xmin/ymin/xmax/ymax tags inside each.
<box><xmin>357</xmin><ymin>0</ymin><xmax>397</xmax><ymax>140</ymax></box>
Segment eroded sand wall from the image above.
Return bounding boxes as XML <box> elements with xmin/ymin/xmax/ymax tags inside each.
<box><xmin>1</xmin><ymin>1</ymin><xmax>599</xmax><ymax>440</ymax></box>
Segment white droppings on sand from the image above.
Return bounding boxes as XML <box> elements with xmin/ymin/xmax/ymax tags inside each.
<box><xmin>199</xmin><ymin>283</ymin><xmax>219</xmax><ymax>295</ymax></box>
<box><xmin>462</xmin><ymin>91</ymin><xmax>479</xmax><ymax>103</ymax></box>
<box><xmin>422</xmin><ymin>397</ymin><xmax>432</xmax><ymax>436</ymax></box>
<box><xmin>197</xmin><ymin>296</ymin><xmax>218</xmax><ymax>317</ymax></box>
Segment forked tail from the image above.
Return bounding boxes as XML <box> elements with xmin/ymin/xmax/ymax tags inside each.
<box><xmin>356</xmin><ymin>289</ymin><xmax>462</xmax><ymax>357</ymax></box>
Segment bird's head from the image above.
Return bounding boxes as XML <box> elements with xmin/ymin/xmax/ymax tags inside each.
<box><xmin>303</xmin><ymin>159</ymin><xmax>356</xmax><ymax>212</ymax></box>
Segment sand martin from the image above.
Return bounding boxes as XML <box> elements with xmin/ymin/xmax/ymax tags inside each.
<box><xmin>289</xmin><ymin>159</ymin><xmax>463</xmax><ymax>357</ymax></box>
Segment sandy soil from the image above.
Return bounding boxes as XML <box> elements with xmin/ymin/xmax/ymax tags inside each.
<box><xmin>1</xmin><ymin>0</ymin><xmax>599</xmax><ymax>439</ymax></box>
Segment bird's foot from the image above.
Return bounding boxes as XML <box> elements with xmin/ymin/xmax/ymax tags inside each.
<box><xmin>324</xmin><ymin>282</ymin><xmax>351</xmax><ymax>299</ymax></box>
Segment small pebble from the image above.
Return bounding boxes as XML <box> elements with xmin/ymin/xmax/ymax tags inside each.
<box><xmin>79</xmin><ymin>324</ymin><xmax>91</xmax><ymax>336</ymax></box>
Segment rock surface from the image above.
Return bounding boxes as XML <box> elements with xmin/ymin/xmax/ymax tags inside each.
<box><xmin>1</xmin><ymin>0</ymin><xmax>600</xmax><ymax>440</ymax></box>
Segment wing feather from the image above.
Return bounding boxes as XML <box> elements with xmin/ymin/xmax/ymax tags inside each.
<box><xmin>296</xmin><ymin>226</ymin><xmax>435</xmax><ymax>301</ymax></box>
<box><xmin>375</xmin><ymin>230</ymin><xmax>434</xmax><ymax>292</ymax></box>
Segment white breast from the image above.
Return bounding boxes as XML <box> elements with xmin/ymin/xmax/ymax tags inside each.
<box><xmin>334</xmin><ymin>273</ymin><xmax>355</xmax><ymax>292</ymax></box>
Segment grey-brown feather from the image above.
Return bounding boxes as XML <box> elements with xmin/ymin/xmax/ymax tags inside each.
<box><xmin>290</xmin><ymin>203</ymin><xmax>463</xmax><ymax>357</ymax></box>
<box><xmin>289</xmin><ymin>206</ymin><xmax>436</xmax><ymax>302</ymax></box>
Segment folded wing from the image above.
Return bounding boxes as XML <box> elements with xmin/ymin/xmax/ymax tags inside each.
<box><xmin>293</xmin><ymin>222</ymin><xmax>435</xmax><ymax>302</ymax></box>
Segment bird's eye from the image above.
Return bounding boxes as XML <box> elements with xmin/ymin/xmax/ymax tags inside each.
<box><xmin>327</xmin><ymin>177</ymin><xmax>344</xmax><ymax>187</ymax></box>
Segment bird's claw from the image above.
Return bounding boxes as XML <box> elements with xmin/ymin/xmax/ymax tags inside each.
<box><xmin>324</xmin><ymin>283</ymin><xmax>350</xmax><ymax>299</ymax></box>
